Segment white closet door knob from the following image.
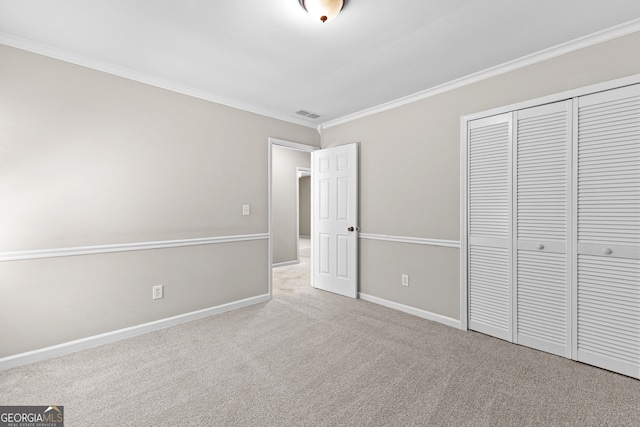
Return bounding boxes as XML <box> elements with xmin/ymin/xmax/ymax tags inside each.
<box><xmin>603</xmin><ymin>248</ymin><xmax>612</xmax><ymax>255</ymax></box>
<box><xmin>537</xmin><ymin>243</ymin><xmax>544</xmax><ymax>250</ymax></box>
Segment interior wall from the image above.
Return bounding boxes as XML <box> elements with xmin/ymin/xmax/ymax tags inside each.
<box><xmin>299</xmin><ymin>176</ymin><xmax>311</xmax><ymax>237</ymax></box>
<box><xmin>320</xmin><ymin>31</ymin><xmax>640</xmax><ymax>321</ymax></box>
<box><xmin>0</xmin><ymin>45</ymin><xmax>319</xmax><ymax>358</ymax></box>
<box><xmin>272</xmin><ymin>146</ymin><xmax>310</xmax><ymax>264</ymax></box>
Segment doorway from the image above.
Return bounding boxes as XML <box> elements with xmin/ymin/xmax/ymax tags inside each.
<box><xmin>268</xmin><ymin>139</ymin><xmax>359</xmax><ymax>299</ymax></box>
<box><xmin>268</xmin><ymin>138</ymin><xmax>317</xmax><ymax>296</ymax></box>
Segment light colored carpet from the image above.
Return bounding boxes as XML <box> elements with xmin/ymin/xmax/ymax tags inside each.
<box><xmin>1</xmin><ymin>238</ymin><xmax>639</xmax><ymax>426</ymax></box>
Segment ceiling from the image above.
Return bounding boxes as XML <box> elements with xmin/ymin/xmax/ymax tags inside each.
<box><xmin>1</xmin><ymin>0</ymin><xmax>640</xmax><ymax>128</ymax></box>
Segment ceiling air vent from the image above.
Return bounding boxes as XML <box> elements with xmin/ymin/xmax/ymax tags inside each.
<box><xmin>295</xmin><ymin>109</ymin><xmax>321</xmax><ymax>120</ymax></box>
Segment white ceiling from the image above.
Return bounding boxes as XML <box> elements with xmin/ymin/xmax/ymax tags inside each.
<box><xmin>1</xmin><ymin>0</ymin><xmax>640</xmax><ymax>127</ymax></box>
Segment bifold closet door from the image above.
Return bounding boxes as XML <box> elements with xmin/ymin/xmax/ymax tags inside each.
<box><xmin>467</xmin><ymin>113</ymin><xmax>512</xmax><ymax>341</ymax></box>
<box><xmin>515</xmin><ymin>101</ymin><xmax>571</xmax><ymax>357</ymax></box>
<box><xmin>576</xmin><ymin>84</ymin><xmax>640</xmax><ymax>379</ymax></box>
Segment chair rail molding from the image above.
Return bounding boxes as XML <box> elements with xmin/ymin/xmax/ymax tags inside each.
<box><xmin>359</xmin><ymin>233</ymin><xmax>460</xmax><ymax>249</ymax></box>
<box><xmin>0</xmin><ymin>233</ymin><xmax>270</xmax><ymax>262</ymax></box>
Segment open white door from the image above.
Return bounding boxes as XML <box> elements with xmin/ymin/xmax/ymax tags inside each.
<box><xmin>312</xmin><ymin>143</ymin><xmax>358</xmax><ymax>298</ymax></box>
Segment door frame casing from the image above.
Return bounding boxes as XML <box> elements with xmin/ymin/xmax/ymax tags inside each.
<box><xmin>268</xmin><ymin>137</ymin><xmax>318</xmax><ymax>297</ymax></box>
<box><xmin>296</xmin><ymin>167</ymin><xmax>311</xmax><ymax>263</ymax></box>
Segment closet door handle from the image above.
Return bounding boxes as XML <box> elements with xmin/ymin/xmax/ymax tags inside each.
<box><xmin>537</xmin><ymin>243</ymin><xmax>545</xmax><ymax>250</ymax></box>
<box><xmin>603</xmin><ymin>248</ymin><xmax>612</xmax><ymax>255</ymax></box>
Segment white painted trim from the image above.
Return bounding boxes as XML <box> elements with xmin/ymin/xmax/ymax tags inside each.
<box><xmin>319</xmin><ymin>18</ymin><xmax>640</xmax><ymax>130</ymax></box>
<box><xmin>461</xmin><ymin>73</ymin><xmax>640</xmax><ymax>122</ymax></box>
<box><xmin>0</xmin><ymin>33</ymin><xmax>315</xmax><ymax>129</ymax></box>
<box><xmin>296</xmin><ymin>166</ymin><xmax>312</xmax><ymax>264</ymax></box>
<box><xmin>0</xmin><ymin>293</ymin><xmax>270</xmax><ymax>371</ymax></box>
<box><xmin>459</xmin><ymin>117</ymin><xmax>469</xmax><ymax>331</ymax></box>
<box><xmin>570</xmin><ymin>98</ymin><xmax>579</xmax><ymax>361</ymax></box>
<box><xmin>359</xmin><ymin>293</ymin><xmax>461</xmax><ymax>329</ymax></box>
<box><xmin>268</xmin><ymin>138</ymin><xmax>319</xmax><ymax>153</ymax></box>
<box><xmin>273</xmin><ymin>260</ymin><xmax>300</xmax><ymax>268</ymax></box>
<box><xmin>359</xmin><ymin>233</ymin><xmax>460</xmax><ymax>249</ymax></box>
<box><xmin>0</xmin><ymin>233</ymin><xmax>269</xmax><ymax>262</ymax></box>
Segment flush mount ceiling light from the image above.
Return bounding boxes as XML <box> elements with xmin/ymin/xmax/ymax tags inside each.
<box><xmin>298</xmin><ymin>0</ymin><xmax>346</xmax><ymax>23</ymax></box>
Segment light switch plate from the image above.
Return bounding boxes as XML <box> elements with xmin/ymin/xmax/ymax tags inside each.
<box><xmin>242</xmin><ymin>204</ymin><xmax>250</xmax><ymax>216</ymax></box>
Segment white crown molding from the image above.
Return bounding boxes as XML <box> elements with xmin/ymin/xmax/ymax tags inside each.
<box><xmin>0</xmin><ymin>293</ymin><xmax>270</xmax><ymax>371</ymax></box>
<box><xmin>0</xmin><ymin>233</ymin><xmax>269</xmax><ymax>262</ymax></box>
<box><xmin>0</xmin><ymin>32</ymin><xmax>316</xmax><ymax>129</ymax></box>
<box><xmin>359</xmin><ymin>233</ymin><xmax>460</xmax><ymax>249</ymax></box>
<box><xmin>359</xmin><ymin>293</ymin><xmax>461</xmax><ymax>329</ymax></box>
<box><xmin>319</xmin><ymin>18</ymin><xmax>640</xmax><ymax>130</ymax></box>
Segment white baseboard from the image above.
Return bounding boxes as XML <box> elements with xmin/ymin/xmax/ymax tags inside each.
<box><xmin>359</xmin><ymin>293</ymin><xmax>461</xmax><ymax>329</ymax></box>
<box><xmin>0</xmin><ymin>293</ymin><xmax>271</xmax><ymax>371</ymax></box>
<box><xmin>273</xmin><ymin>260</ymin><xmax>300</xmax><ymax>268</ymax></box>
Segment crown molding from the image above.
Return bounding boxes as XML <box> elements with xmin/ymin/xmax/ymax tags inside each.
<box><xmin>0</xmin><ymin>32</ymin><xmax>316</xmax><ymax>129</ymax></box>
<box><xmin>3</xmin><ymin>17</ymin><xmax>640</xmax><ymax>133</ymax></box>
<box><xmin>319</xmin><ymin>17</ymin><xmax>640</xmax><ymax>131</ymax></box>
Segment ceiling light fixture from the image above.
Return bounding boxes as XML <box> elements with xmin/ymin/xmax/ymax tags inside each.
<box><xmin>298</xmin><ymin>0</ymin><xmax>346</xmax><ymax>23</ymax></box>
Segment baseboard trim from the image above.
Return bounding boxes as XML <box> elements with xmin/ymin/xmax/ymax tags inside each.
<box><xmin>0</xmin><ymin>293</ymin><xmax>271</xmax><ymax>371</ymax></box>
<box><xmin>273</xmin><ymin>260</ymin><xmax>300</xmax><ymax>268</ymax></box>
<box><xmin>359</xmin><ymin>233</ymin><xmax>460</xmax><ymax>249</ymax></box>
<box><xmin>0</xmin><ymin>233</ymin><xmax>270</xmax><ymax>262</ymax></box>
<box><xmin>359</xmin><ymin>293</ymin><xmax>461</xmax><ymax>329</ymax></box>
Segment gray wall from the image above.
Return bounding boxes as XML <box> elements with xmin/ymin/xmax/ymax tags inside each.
<box><xmin>299</xmin><ymin>176</ymin><xmax>311</xmax><ymax>237</ymax></box>
<box><xmin>272</xmin><ymin>146</ymin><xmax>310</xmax><ymax>264</ymax></box>
<box><xmin>0</xmin><ymin>45</ymin><xmax>319</xmax><ymax>358</ymax></box>
<box><xmin>321</xmin><ymin>31</ymin><xmax>640</xmax><ymax>321</ymax></box>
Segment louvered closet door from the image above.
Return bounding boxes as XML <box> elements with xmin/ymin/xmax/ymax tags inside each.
<box><xmin>468</xmin><ymin>113</ymin><xmax>512</xmax><ymax>341</ymax></box>
<box><xmin>576</xmin><ymin>84</ymin><xmax>640</xmax><ymax>379</ymax></box>
<box><xmin>515</xmin><ymin>101</ymin><xmax>571</xmax><ymax>357</ymax></box>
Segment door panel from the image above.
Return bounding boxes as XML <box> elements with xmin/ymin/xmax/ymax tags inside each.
<box><xmin>312</xmin><ymin>143</ymin><xmax>358</xmax><ymax>298</ymax></box>
<box><xmin>576</xmin><ymin>84</ymin><xmax>640</xmax><ymax>378</ymax></box>
<box><xmin>467</xmin><ymin>113</ymin><xmax>512</xmax><ymax>340</ymax></box>
<box><xmin>515</xmin><ymin>101</ymin><xmax>571</xmax><ymax>357</ymax></box>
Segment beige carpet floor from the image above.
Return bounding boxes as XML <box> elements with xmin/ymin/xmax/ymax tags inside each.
<box><xmin>1</xmin><ymin>238</ymin><xmax>639</xmax><ymax>426</ymax></box>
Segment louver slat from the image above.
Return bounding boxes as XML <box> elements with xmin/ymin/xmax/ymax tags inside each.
<box><xmin>469</xmin><ymin>121</ymin><xmax>510</xmax><ymax>239</ymax></box>
<box><xmin>517</xmin><ymin>106</ymin><xmax>568</xmax><ymax>241</ymax></box>
<box><xmin>578</xmin><ymin>89</ymin><xmax>640</xmax><ymax>246</ymax></box>
<box><xmin>577</xmin><ymin>255</ymin><xmax>640</xmax><ymax>368</ymax></box>
<box><xmin>517</xmin><ymin>251</ymin><xmax>567</xmax><ymax>344</ymax></box>
<box><xmin>469</xmin><ymin>246</ymin><xmax>510</xmax><ymax>338</ymax></box>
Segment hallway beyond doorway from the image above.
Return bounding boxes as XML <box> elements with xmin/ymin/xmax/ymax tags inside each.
<box><xmin>273</xmin><ymin>237</ymin><xmax>310</xmax><ymax>295</ymax></box>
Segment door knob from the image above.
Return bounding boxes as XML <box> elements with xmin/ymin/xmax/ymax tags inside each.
<box><xmin>603</xmin><ymin>248</ymin><xmax>612</xmax><ymax>255</ymax></box>
<box><xmin>537</xmin><ymin>243</ymin><xmax>544</xmax><ymax>250</ymax></box>
<box><xmin>347</xmin><ymin>227</ymin><xmax>355</xmax><ymax>232</ymax></box>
